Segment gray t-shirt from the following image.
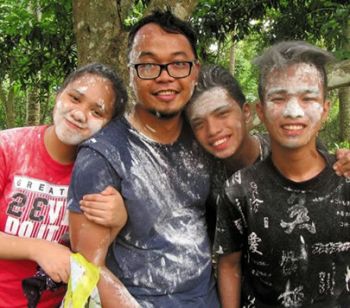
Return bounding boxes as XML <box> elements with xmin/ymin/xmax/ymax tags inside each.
<box><xmin>68</xmin><ymin>116</ymin><xmax>219</xmax><ymax>308</ymax></box>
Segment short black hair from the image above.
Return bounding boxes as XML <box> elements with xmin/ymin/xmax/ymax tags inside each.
<box><xmin>127</xmin><ymin>10</ymin><xmax>198</xmax><ymax>60</ymax></box>
<box><xmin>189</xmin><ymin>64</ymin><xmax>246</xmax><ymax>108</ymax></box>
<box><xmin>253</xmin><ymin>41</ymin><xmax>334</xmax><ymax>102</ymax></box>
<box><xmin>59</xmin><ymin>63</ymin><xmax>128</xmax><ymax>118</ymax></box>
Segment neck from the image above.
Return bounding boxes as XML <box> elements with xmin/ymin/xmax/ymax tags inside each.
<box><xmin>270</xmin><ymin>141</ymin><xmax>326</xmax><ymax>182</ymax></box>
<box><xmin>44</xmin><ymin>126</ymin><xmax>77</xmax><ymax>164</ymax></box>
<box><xmin>129</xmin><ymin>105</ymin><xmax>183</xmax><ymax>144</ymax></box>
<box><xmin>224</xmin><ymin>134</ymin><xmax>261</xmax><ymax>176</ymax></box>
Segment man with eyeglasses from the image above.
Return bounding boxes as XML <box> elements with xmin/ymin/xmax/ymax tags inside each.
<box><xmin>68</xmin><ymin>9</ymin><xmax>220</xmax><ymax>308</ymax></box>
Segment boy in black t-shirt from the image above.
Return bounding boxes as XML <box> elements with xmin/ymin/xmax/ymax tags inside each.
<box><xmin>215</xmin><ymin>41</ymin><xmax>350</xmax><ymax>307</ymax></box>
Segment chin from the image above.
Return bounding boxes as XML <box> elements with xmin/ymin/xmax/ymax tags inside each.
<box><xmin>57</xmin><ymin>132</ymin><xmax>85</xmax><ymax>146</ymax></box>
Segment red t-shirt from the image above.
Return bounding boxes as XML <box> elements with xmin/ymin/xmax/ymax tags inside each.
<box><xmin>0</xmin><ymin>125</ymin><xmax>73</xmax><ymax>308</ymax></box>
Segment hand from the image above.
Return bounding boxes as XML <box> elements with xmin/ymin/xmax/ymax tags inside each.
<box><xmin>31</xmin><ymin>240</ymin><xmax>71</xmax><ymax>283</ymax></box>
<box><xmin>80</xmin><ymin>186</ymin><xmax>127</xmax><ymax>230</ymax></box>
<box><xmin>334</xmin><ymin>148</ymin><xmax>350</xmax><ymax>177</ymax></box>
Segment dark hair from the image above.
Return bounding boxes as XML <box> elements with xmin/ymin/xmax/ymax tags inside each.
<box><xmin>253</xmin><ymin>41</ymin><xmax>334</xmax><ymax>102</ymax></box>
<box><xmin>127</xmin><ymin>10</ymin><xmax>198</xmax><ymax>60</ymax></box>
<box><xmin>59</xmin><ymin>63</ymin><xmax>128</xmax><ymax>118</ymax></box>
<box><xmin>189</xmin><ymin>64</ymin><xmax>246</xmax><ymax>108</ymax></box>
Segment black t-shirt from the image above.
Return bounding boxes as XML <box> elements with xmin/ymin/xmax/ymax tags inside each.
<box><xmin>215</xmin><ymin>151</ymin><xmax>350</xmax><ymax>307</ymax></box>
<box><xmin>206</xmin><ymin>133</ymin><xmax>271</xmax><ymax>242</ymax></box>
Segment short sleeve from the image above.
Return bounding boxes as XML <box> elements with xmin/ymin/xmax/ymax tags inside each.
<box><xmin>213</xmin><ymin>182</ymin><xmax>246</xmax><ymax>256</ymax></box>
<box><xmin>68</xmin><ymin>146</ymin><xmax>120</xmax><ymax>213</ymax></box>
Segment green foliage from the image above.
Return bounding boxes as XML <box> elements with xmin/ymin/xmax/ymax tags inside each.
<box><xmin>123</xmin><ymin>0</ymin><xmax>147</xmax><ymax>28</ymax></box>
<box><xmin>319</xmin><ymin>90</ymin><xmax>342</xmax><ymax>152</ymax></box>
<box><xmin>0</xmin><ymin>0</ymin><xmax>76</xmax><ymax>128</ymax></box>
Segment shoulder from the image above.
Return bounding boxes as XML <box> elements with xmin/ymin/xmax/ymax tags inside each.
<box><xmin>78</xmin><ymin>117</ymin><xmax>129</xmax><ymax>158</ymax></box>
<box><xmin>224</xmin><ymin>160</ymin><xmax>267</xmax><ymax>197</ymax></box>
<box><xmin>254</xmin><ymin>132</ymin><xmax>271</xmax><ymax>160</ymax></box>
<box><xmin>0</xmin><ymin>125</ymin><xmax>45</xmax><ymax>149</ymax></box>
<box><xmin>86</xmin><ymin>117</ymin><xmax>128</xmax><ymax>145</ymax></box>
<box><xmin>0</xmin><ymin>125</ymin><xmax>42</xmax><ymax>138</ymax></box>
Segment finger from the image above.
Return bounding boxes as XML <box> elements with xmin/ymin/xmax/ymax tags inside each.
<box><xmin>340</xmin><ymin>162</ymin><xmax>350</xmax><ymax>175</ymax></box>
<box><xmin>84</xmin><ymin>212</ymin><xmax>110</xmax><ymax>226</ymax></box>
<box><xmin>333</xmin><ymin>164</ymin><xmax>344</xmax><ymax>176</ymax></box>
<box><xmin>101</xmin><ymin>185</ymin><xmax>120</xmax><ymax>196</ymax></box>
<box><xmin>334</xmin><ymin>163</ymin><xmax>350</xmax><ymax>177</ymax></box>
<box><xmin>82</xmin><ymin>207</ymin><xmax>110</xmax><ymax>218</ymax></box>
<box><xmin>82</xmin><ymin>194</ymin><xmax>108</xmax><ymax>202</ymax></box>
<box><xmin>336</xmin><ymin>149</ymin><xmax>347</xmax><ymax>159</ymax></box>
<box><xmin>80</xmin><ymin>199</ymin><xmax>111</xmax><ymax>209</ymax></box>
<box><xmin>50</xmin><ymin>272</ymin><xmax>62</xmax><ymax>283</ymax></box>
<box><xmin>61</xmin><ymin>268</ymin><xmax>70</xmax><ymax>283</ymax></box>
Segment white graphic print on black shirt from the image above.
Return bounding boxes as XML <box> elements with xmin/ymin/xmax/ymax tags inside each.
<box><xmin>215</xmin><ymin>152</ymin><xmax>350</xmax><ymax>307</ymax></box>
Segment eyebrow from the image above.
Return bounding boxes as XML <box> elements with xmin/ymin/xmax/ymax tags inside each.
<box><xmin>266</xmin><ymin>88</ymin><xmax>320</xmax><ymax>97</ymax></box>
<box><xmin>70</xmin><ymin>89</ymin><xmax>83</xmax><ymax>96</ymax></box>
<box><xmin>138</xmin><ymin>51</ymin><xmax>190</xmax><ymax>60</ymax></box>
<box><xmin>190</xmin><ymin>105</ymin><xmax>232</xmax><ymax>122</ymax></box>
<box><xmin>70</xmin><ymin>89</ymin><xmax>107</xmax><ymax>113</ymax></box>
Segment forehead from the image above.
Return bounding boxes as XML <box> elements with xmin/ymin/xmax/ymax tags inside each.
<box><xmin>130</xmin><ymin>23</ymin><xmax>195</xmax><ymax>61</ymax></box>
<box><xmin>187</xmin><ymin>87</ymin><xmax>240</xmax><ymax>121</ymax></box>
<box><xmin>68</xmin><ymin>74</ymin><xmax>109</xmax><ymax>88</ymax></box>
<box><xmin>265</xmin><ymin>63</ymin><xmax>323</xmax><ymax>95</ymax></box>
<box><xmin>66</xmin><ymin>74</ymin><xmax>113</xmax><ymax>93</ymax></box>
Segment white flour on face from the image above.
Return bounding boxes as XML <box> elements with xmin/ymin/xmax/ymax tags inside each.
<box><xmin>76</xmin><ymin>86</ymin><xmax>88</xmax><ymax>93</ymax></box>
<box><xmin>282</xmin><ymin>97</ymin><xmax>305</xmax><ymax>118</ymax></box>
<box><xmin>54</xmin><ymin>99</ymin><xmax>87</xmax><ymax>145</ymax></box>
<box><xmin>54</xmin><ymin>97</ymin><xmax>106</xmax><ymax>146</ymax></box>
<box><xmin>263</xmin><ymin>64</ymin><xmax>326</xmax><ymax>148</ymax></box>
<box><xmin>187</xmin><ymin>87</ymin><xmax>232</xmax><ymax>122</ymax></box>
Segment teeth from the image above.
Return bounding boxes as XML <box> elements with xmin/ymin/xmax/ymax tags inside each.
<box><xmin>157</xmin><ymin>90</ymin><xmax>176</xmax><ymax>95</ymax></box>
<box><xmin>213</xmin><ymin>138</ymin><xmax>227</xmax><ymax>146</ymax></box>
<box><xmin>283</xmin><ymin>125</ymin><xmax>303</xmax><ymax>130</ymax></box>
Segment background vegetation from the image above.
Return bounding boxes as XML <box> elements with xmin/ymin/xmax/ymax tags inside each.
<box><xmin>0</xmin><ymin>0</ymin><xmax>349</xmax><ymax>150</ymax></box>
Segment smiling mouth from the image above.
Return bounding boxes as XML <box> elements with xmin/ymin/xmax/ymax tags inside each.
<box><xmin>155</xmin><ymin>89</ymin><xmax>178</xmax><ymax>95</ymax></box>
<box><xmin>282</xmin><ymin>124</ymin><xmax>305</xmax><ymax>130</ymax></box>
<box><xmin>212</xmin><ymin>137</ymin><xmax>229</xmax><ymax>147</ymax></box>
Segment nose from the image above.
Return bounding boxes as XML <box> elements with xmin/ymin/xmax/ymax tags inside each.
<box><xmin>155</xmin><ymin>66</ymin><xmax>175</xmax><ymax>82</ymax></box>
<box><xmin>207</xmin><ymin>117</ymin><xmax>222</xmax><ymax>137</ymax></box>
<box><xmin>282</xmin><ymin>97</ymin><xmax>305</xmax><ymax>118</ymax></box>
<box><xmin>70</xmin><ymin>107</ymin><xmax>87</xmax><ymax>123</ymax></box>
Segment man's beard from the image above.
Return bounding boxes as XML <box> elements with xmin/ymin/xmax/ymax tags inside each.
<box><xmin>147</xmin><ymin>108</ymin><xmax>181</xmax><ymax>119</ymax></box>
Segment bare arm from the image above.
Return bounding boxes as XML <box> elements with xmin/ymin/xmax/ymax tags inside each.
<box><xmin>0</xmin><ymin>231</ymin><xmax>71</xmax><ymax>283</ymax></box>
<box><xmin>217</xmin><ymin>251</ymin><xmax>242</xmax><ymax>308</ymax></box>
<box><xmin>69</xmin><ymin>212</ymin><xmax>139</xmax><ymax>307</ymax></box>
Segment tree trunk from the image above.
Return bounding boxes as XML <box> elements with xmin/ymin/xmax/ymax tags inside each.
<box><xmin>0</xmin><ymin>82</ymin><xmax>16</xmax><ymax>128</ymax></box>
<box><xmin>73</xmin><ymin>0</ymin><xmax>129</xmax><ymax>82</ymax></box>
<box><xmin>144</xmin><ymin>0</ymin><xmax>197</xmax><ymax>19</ymax></box>
<box><xmin>327</xmin><ymin>59</ymin><xmax>350</xmax><ymax>90</ymax></box>
<box><xmin>229</xmin><ymin>34</ymin><xmax>236</xmax><ymax>76</ymax></box>
<box><xmin>26</xmin><ymin>87</ymin><xmax>41</xmax><ymax>126</ymax></box>
<box><xmin>338</xmin><ymin>17</ymin><xmax>350</xmax><ymax>142</ymax></box>
<box><xmin>73</xmin><ymin>0</ymin><xmax>198</xmax><ymax>86</ymax></box>
<box><xmin>339</xmin><ymin>87</ymin><xmax>350</xmax><ymax>141</ymax></box>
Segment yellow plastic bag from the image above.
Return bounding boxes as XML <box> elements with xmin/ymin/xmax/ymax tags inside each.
<box><xmin>62</xmin><ymin>253</ymin><xmax>101</xmax><ymax>308</ymax></box>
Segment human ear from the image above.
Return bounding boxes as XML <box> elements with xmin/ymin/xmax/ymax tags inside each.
<box><xmin>255</xmin><ymin>101</ymin><xmax>265</xmax><ymax>123</ymax></box>
<box><xmin>243</xmin><ymin>103</ymin><xmax>252</xmax><ymax>120</ymax></box>
<box><xmin>321</xmin><ymin>100</ymin><xmax>330</xmax><ymax>123</ymax></box>
<box><xmin>242</xmin><ymin>103</ymin><xmax>253</xmax><ymax>130</ymax></box>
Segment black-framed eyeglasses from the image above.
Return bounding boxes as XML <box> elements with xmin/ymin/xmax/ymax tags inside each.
<box><xmin>129</xmin><ymin>61</ymin><xmax>197</xmax><ymax>80</ymax></box>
